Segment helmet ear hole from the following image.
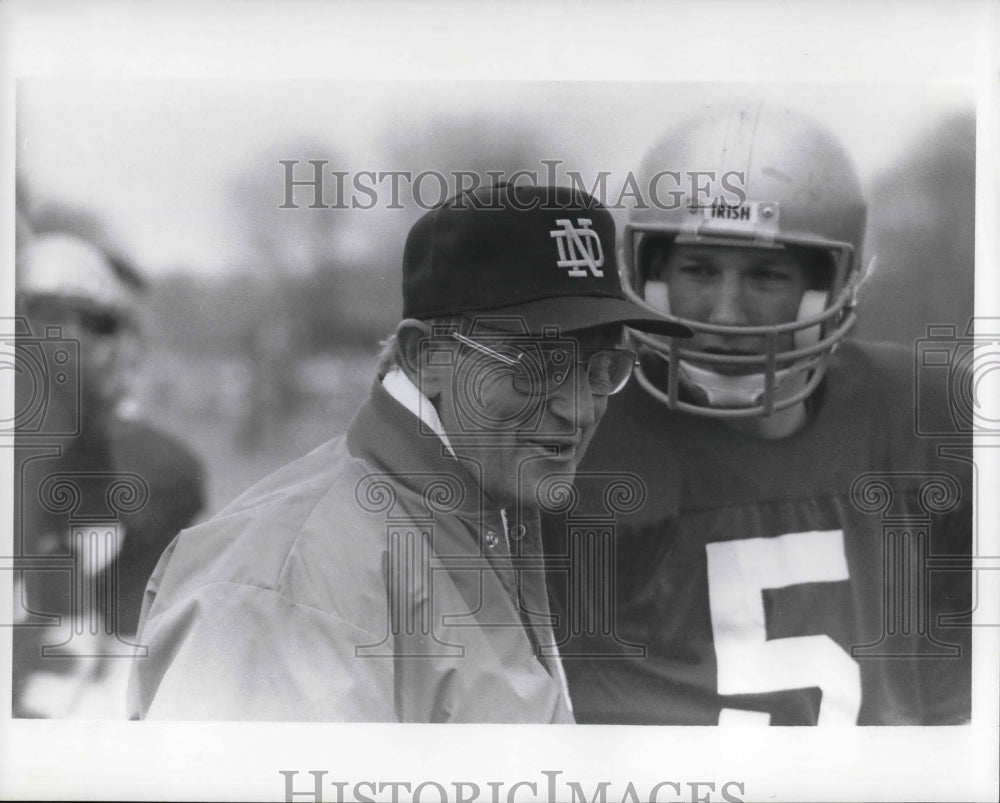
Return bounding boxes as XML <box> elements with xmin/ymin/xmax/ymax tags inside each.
<box><xmin>793</xmin><ymin>289</ymin><xmax>829</xmax><ymax>349</ymax></box>
<box><xmin>643</xmin><ymin>280</ymin><xmax>671</xmax><ymax>314</ymax></box>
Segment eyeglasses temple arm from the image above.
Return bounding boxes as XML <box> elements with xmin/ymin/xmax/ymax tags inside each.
<box><xmin>450</xmin><ymin>332</ymin><xmax>522</xmax><ymax>366</ymax></box>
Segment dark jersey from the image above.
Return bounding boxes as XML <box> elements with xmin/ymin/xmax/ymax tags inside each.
<box><xmin>12</xmin><ymin>417</ymin><xmax>204</xmax><ymax>717</ymax></box>
<box><xmin>543</xmin><ymin>341</ymin><xmax>972</xmax><ymax>725</ymax></box>
<box><xmin>107</xmin><ymin>417</ymin><xmax>205</xmax><ymax>635</ymax></box>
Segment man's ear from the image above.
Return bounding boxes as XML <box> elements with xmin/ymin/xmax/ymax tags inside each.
<box><xmin>396</xmin><ymin>318</ymin><xmax>444</xmax><ymax>399</ymax></box>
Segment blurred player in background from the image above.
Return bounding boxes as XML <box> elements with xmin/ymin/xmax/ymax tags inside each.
<box><xmin>13</xmin><ymin>230</ymin><xmax>204</xmax><ymax>717</ymax></box>
<box><xmin>544</xmin><ymin>102</ymin><xmax>972</xmax><ymax>725</ymax></box>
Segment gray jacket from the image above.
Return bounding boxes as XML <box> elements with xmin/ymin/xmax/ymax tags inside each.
<box><xmin>127</xmin><ymin>381</ymin><xmax>573</xmax><ymax>722</ymax></box>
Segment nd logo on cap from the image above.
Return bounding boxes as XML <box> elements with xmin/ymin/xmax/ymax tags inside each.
<box><xmin>550</xmin><ymin>218</ymin><xmax>605</xmax><ymax>278</ymax></box>
<box><xmin>400</xmin><ymin>183</ymin><xmax>690</xmax><ymax>338</ymax></box>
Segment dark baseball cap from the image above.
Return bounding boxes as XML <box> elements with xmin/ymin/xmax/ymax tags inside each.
<box><xmin>402</xmin><ymin>183</ymin><xmax>692</xmax><ymax>337</ymax></box>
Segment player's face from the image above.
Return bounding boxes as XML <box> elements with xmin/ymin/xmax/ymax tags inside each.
<box><xmin>26</xmin><ymin>300</ymin><xmax>130</xmax><ymax>408</ymax></box>
<box><xmin>650</xmin><ymin>244</ymin><xmax>810</xmax><ymax>376</ymax></box>
<box><xmin>435</xmin><ymin>325</ymin><xmax>623</xmax><ymax>508</ymax></box>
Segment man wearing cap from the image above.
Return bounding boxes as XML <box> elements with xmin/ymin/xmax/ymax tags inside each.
<box><xmin>127</xmin><ymin>183</ymin><xmax>688</xmax><ymax>721</ymax></box>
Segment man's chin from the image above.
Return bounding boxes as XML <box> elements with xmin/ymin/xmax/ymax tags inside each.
<box><xmin>525</xmin><ymin>445</ymin><xmax>579</xmax><ymax>471</ymax></box>
<box><xmin>516</xmin><ymin>453</ymin><xmax>580</xmax><ymax>495</ymax></box>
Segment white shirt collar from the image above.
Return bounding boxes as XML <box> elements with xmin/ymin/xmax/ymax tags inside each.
<box><xmin>381</xmin><ymin>367</ymin><xmax>456</xmax><ymax>458</ymax></box>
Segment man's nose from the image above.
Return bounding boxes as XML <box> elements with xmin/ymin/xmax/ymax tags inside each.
<box><xmin>707</xmin><ymin>275</ymin><xmax>749</xmax><ymax>326</ymax></box>
<box><xmin>546</xmin><ymin>362</ymin><xmax>596</xmax><ymax>430</ymax></box>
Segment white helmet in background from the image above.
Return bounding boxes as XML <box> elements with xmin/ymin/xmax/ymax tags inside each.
<box><xmin>17</xmin><ymin>233</ymin><xmax>136</xmax><ymax>315</ymax></box>
<box><xmin>17</xmin><ymin>232</ymin><xmax>144</xmax><ymax>413</ymax></box>
<box><xmin>623</xmin><ymin>101</ymin><xmax>871</xmax><ymax>417</ymax></box>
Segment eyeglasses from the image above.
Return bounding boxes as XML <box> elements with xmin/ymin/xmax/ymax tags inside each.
<box><xmin>451</xmin><ymin>332</ymin><xmax>638</xmax><ymax>396</ymax></box>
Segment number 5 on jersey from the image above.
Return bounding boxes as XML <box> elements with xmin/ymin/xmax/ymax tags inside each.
<box><xmin>706</xmin><ymin>530</ymin><xmax>862</xmax><ymax>725</ymax></box>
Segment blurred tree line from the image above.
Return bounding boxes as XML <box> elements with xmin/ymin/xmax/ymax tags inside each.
<box><xmin>16</xmin><ymin>108</ymin><xmax>977</xmax><ymax>499</ymax></box>
<box><xmin>144</xmin><ymin>263</ymin><xmax>399</xmax><ymax>352</ymax></box>
<box><xmin>142</xmin><ymin>113</ymin><xmax>565</xmax><ymax>354</ymax></box>
<box><xmin>19</xmin><ymin>110</ymin><xmax>976</xmax><ymax>357</ymax></box>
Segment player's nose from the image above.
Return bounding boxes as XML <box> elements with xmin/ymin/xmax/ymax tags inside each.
<box><xmin>707</xmin><ymin>274</ymin><xmax>748</xmax><ymax>326</ymax></box>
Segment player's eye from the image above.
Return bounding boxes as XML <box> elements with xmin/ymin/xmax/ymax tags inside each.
<box><xmin>678</xmin><ymin>262</ymin><xmax>716</xmax><ymax>279</ymax></box>
<box><xmin>748</xmin><ymin>266</ymin><xmax>794</xmax><ymax>283</ymax></box>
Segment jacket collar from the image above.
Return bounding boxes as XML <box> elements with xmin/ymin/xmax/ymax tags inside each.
<box><xmin>380</xmin><ymin>367</ymin><xmax>456</xmax><ymax>458</ymax></box>
<box><xmin>347</xmin><ymin>378</ymin><xmax>496</xmax><ymax>525</ymax></box>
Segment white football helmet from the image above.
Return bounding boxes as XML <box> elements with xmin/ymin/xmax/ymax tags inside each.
<box><xmin>17</xmin><ymin>233</ymin><xmax>137</xmax><ymax>315</ymax></box>
<box><xmin>623</xmin><ymin>101</ymin><xmax>871</xmax><ymax>417</ymax></box>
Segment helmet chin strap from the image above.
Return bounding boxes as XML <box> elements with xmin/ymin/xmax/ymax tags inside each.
<box><xmin>677</xmin><ymin>360</ymin><xmax>797</xmax><ymax>407</ymax></box>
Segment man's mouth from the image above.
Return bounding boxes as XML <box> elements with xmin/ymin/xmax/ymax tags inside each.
<box><xmin>522</xmin><ymin>437</ymin><xmax>580</xmax><ymax>457</ymax></box>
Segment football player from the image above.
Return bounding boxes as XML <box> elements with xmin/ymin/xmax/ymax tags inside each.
<box><xmin>543</xmin><ymin>102</ymin><xmax>973</xmax><ymax>725</ymax></box>
<box><xmin>13</xmin><ymin>232</ymin><xmax>204</xmax><ymax>717</ymax></box>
